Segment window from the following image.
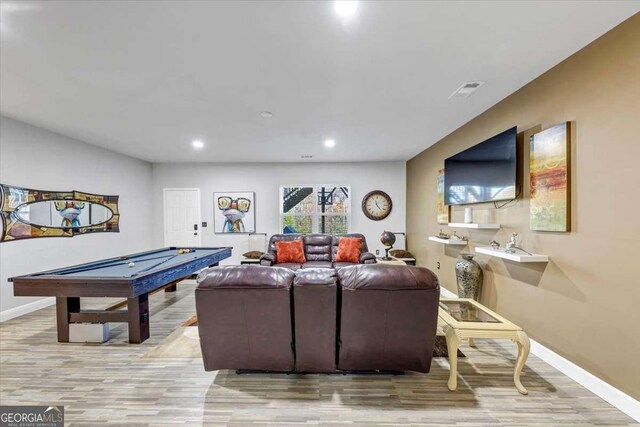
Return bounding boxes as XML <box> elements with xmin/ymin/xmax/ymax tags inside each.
<box><xmin>280</xmin><ymin>186</ymin><xmax>351</xmax><ymax>234</ymax></box>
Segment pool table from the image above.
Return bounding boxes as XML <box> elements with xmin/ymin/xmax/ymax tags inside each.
<box><xmin>10</xmin><ymin>247</ymin><xmax>232</xmax><ymax>343</ymax></box>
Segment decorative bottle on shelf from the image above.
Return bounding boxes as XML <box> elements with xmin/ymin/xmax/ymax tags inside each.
<box><xmin>455</xmin><ymin>253</ymin><xmax>483</xmax><ymax>300</ymax></box>
<box><xmin>464</xmin><ymin>207</ymin><xmax>473</xmax><ymax>224</ymax></box>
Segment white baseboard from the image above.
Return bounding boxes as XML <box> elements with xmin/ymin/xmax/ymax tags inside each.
<box><xmin>0</xmin><ymin>297</ymin><xmax>55</xmax><ymax>323</ymax></box>
<box><xmin>439</xmin><ymin>286</ymin><xmax>640</xmax><ymax>422</ymax></box>
<box><xmin>529</xmin><ymin>339</ymin><xmax>639</xmax><ymax>421</ymax></box>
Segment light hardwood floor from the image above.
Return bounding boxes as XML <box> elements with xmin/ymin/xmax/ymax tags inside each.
<box><xmin>0</xmin><ymin>281</ymin><xmax>636</xmax><ymax>426</ymax></box>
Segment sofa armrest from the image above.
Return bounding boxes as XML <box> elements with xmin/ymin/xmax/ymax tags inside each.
<box><xmin>260</xmin><ymin>253</ymin><xmax>275</xmax><ymax>266</ymax></box>
<box><xmin>360</xmin><ymin>251</ymin><xmax>377</xmax><ymax>264</ymax></box>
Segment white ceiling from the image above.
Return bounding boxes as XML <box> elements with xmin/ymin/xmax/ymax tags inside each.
<box><xmin>1</xmin><ymin>1</ymin><xmax>638</xmax><ymax>163</ymax></box>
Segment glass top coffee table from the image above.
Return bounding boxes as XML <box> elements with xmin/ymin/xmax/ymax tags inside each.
<box><xmin>437</xmin><ymin>298</ymin><xmax>531</xmax><ymax>395</ymax></box>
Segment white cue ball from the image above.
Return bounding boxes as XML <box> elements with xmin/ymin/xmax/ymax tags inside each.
<box><xmin>128</xmin><ymin>262</ymin><xmax>135</xmax><ymax>268</ymax></box>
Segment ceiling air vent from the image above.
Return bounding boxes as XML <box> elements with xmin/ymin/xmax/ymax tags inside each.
<box><xmin>300</xmin><ymin>154</ymin><xmax>314</xmax><ymax>159</ymax></box>
<box><xmin>449</xmin><ymin>81</ymin><xmax>485</xmax><ymax>99</ymax></box>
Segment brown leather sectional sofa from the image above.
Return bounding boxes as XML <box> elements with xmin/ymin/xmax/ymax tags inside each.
<box><xmin>195</xmin><ymin>262</ymin><xmax>441</xmax><ymax>374</ymax></box>
<box><xmin>259</xmin><ymin>233</ymin><xmax>377</xmax><ymax>269</ymax></box>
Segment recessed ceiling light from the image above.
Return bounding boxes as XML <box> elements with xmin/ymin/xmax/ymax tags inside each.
<box><xmin>324</xmin><ymin>139</ymin><xmax>336</xmax><ymax>148</ymax></box>
<box><xmin>260</xmin><ymin>111</ymin><xmax>273</xmax><ymax>118</ymax></box>
<box><xmin>334</xmin><ymin>1</ymin><xmax>358</xmax><ymax>18</ymax></box>
<box><xmin>192</xmin><ymin>140</ymin><xmax>205</xmax><ymax>149</ymax></box>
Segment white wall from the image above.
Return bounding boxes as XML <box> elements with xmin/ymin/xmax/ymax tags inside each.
<box><xmin>0</xmin><ymin>116</ymin><xmax>155</xmax><ymax>319</ymax></box>
<box><xmin>151</xmin><ymin>162</ymin><xmax>406</xmax><ymax>264</ymax></box>
<box><xmin>0</xmin><ymin>117</ymin><xmax>406</xmax><ymax>319</ymax></box>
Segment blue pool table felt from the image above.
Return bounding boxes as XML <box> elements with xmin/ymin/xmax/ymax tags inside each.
<box><xmin>31</xmin><ymin>248</ymin><xmax>227</xmax><ymax>278</ymax></box>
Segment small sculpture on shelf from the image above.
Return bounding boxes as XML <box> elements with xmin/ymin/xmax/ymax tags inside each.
<box><xmin>437</xmin><ymin>229</ymin><xmax>449</xmax><ymax>239</ymax></box>
<box><xmin>489</xmin><ymin>239</ymin><xmax>500</xmax><ymax>250</ymax></box>
<box><xmin>450</xmin><ymin>231</ymin><xmax>467</xmax><ymax>242</ymax></box>
<box><xmin>504</xmin><ymin>232</ymin><xmax>533</xmax><ymax>255</ymax></box>
<box><xmin>505</xmin><ymin>232</ymin><xmax>518</xmax><ymax>252</ymax></box>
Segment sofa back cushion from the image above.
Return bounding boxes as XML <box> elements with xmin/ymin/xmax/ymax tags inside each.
<box><xmin>335</xmin><ymin>236</ymin><xmax>362</xmax><ymax>263</ymax></box>
<box><xmin>303</xmin><ymin>234</ymin><xmax>333</xmax><ymax>262</ymax></box>
<box><xmin>275</xmin><ymin>239</ymin><xmax>306</xmax><ymax>264</ymax></box>
<box><xmin>337</xmin><ymin>264</ymin><xmax>440</xmax><ymax>291</ymax></box>
<box><xmin>197</xmin><ymin>265</ymin><xmax>294</xmax><ymax>289</ymax></box>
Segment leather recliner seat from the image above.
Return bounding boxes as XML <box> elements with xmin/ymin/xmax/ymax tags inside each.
<box><xmin>293</xmin><ymin>268</ymin><xmax>338</xmax><ymax>373</ymax></box>
<box><xmin>336</xmin><ymin>264</ymin><xmax>441</xmax><ymax>373</ymax></box>
<box><xmin>260</xmin><ymin>233</ymin><xmax>377</xmax><ymax>270</ymax></box>
<box><xmin>195</xmin><ymin>265</ymin><xmax>296</xmax><ymax>372</ymax></box>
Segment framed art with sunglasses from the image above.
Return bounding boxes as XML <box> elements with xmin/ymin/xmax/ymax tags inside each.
<box><xmin>214</xmin><ymin>191</ymin><xmax>256</xmax><ymax>234</ymax></box>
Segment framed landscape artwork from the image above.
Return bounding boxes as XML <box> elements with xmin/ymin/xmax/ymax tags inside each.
<box><xmin>214</xmin><ymin>191</ymin><xmax>256</xmax><ymax>233</ymax></box>
<box><xmin>529</xmin><ymin>122</ymin><xmax>571</xmax><ymax>232</ymax></box>
<box><xmin>436</xmin><ymin>168</ymin><xmax>450</xmax><ymax>224</ymax></box>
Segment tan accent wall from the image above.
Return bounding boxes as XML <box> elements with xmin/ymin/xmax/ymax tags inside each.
<box><xmin>407</xmin><ymin>14</ymin><xmax>640</xmax><ymax>398</ymax></box>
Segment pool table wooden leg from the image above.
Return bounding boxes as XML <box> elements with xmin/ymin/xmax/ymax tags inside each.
<box><xmin>56</xmin><ymin>296</ymin><xmax>80</xmax><ymax>343</ymax></box>
<box><xmin>127</xmin><ymin>293</ymin><xmax>150</xmax><ymax>344</ymax></box>
<box><xmin>164</xmin><ymin>283</ymin><xmax>177</xmax><ymax>292</ymax></box>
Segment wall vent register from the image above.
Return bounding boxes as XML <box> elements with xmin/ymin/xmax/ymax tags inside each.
<box><xmin>449</xmin><ymin>81</ymin><xmax>485</xmax><ymax>99</ymax></box>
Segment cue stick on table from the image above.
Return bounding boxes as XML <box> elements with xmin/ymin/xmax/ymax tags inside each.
<box><xmin>50</xmin><ymin>254</ymin><xmax>176</xmax><ymax>276</ymax></box>
<box><xmin>133</xmin><ymin>254</ymin><xmax>182</xmax><ymax>276</ymax></box>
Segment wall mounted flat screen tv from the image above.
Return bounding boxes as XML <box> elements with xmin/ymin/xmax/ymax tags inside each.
<box><xmin>445</xmin><ymin>126</ymin><xmax>517</xmax><ymax>205</ymax></box>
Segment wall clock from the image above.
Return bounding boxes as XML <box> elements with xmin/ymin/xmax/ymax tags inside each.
<box><xmin>362</xmin><ymin>190</ymin><xmax>393</xmax><ymax>221</ymax></box>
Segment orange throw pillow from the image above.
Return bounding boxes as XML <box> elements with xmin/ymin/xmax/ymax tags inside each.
<box><xmin>275</xmin><ymin>239</ymin><xmax>306</xmax><ymax>264</ymax></box>
<box><xmin>336</xmin><ymin>237</ymin><xmax>362</xmax><ymax>263</ymax></box>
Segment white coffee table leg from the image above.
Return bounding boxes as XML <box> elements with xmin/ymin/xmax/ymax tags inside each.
<box><xmin>445</xmin><ymin>327</ymin><xmax>460</xmax><ymax>391</ymax></box>
<box><xmin>514</xmin><ymin>330</ymin><xmax>530</xmax><ymax>395</ymax></box>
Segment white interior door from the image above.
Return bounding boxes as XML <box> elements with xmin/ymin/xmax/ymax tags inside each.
<box><xmin>163</xmin><ymin>188</ymin><xmax>202</xmax><ymax>247</ymax></box>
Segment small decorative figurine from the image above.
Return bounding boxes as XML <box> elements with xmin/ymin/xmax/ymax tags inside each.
<box><xmin>505</xmin><ymin>232</ymin><xmax>518</xmax><ymax>253</ymax></box>
<box><xmin>437</xmin><ymin>229</ymin><xmax>449</xmax><ymax>239</ymax></box>
<box><xmin>450</xmin><ymin>231</ymin><xmax>467</xmax><ymax>241</ymax></box>
<box><xmin>505</xmin><ymin>232</ymin><xmax>533</xmax><ymax>255</ymax></box>
<box><xmin>489</xmin><ymin>240</ymin><xmax>500</xmax><ymax>249</ymax></box>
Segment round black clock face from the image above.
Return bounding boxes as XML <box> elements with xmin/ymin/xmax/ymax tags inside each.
<box><xmin>362</xmin><ymin>190</ymin><xmax>392</xmax><ymax>221</ymax></box>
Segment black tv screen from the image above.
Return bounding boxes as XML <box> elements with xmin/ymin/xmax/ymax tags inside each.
<box><xmin>444</xmin><ymin>127</ymin><xmax>517</xmax><ymax>205</ymax></box>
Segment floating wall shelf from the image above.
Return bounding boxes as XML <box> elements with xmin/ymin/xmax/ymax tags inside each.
<box><xmin>475</xmin><ymin>246</ymin><xmax>549</xmax><ymax>263</ymax></box>
<box><xmin>428</xmin><ymin>236</ymin><xmax>468</xmax><ymax>246</ymax></box>
<box><xmin>448</xmin><ymin>222</ymin><xmax>501</xmax><ymax>230</ymax></box>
